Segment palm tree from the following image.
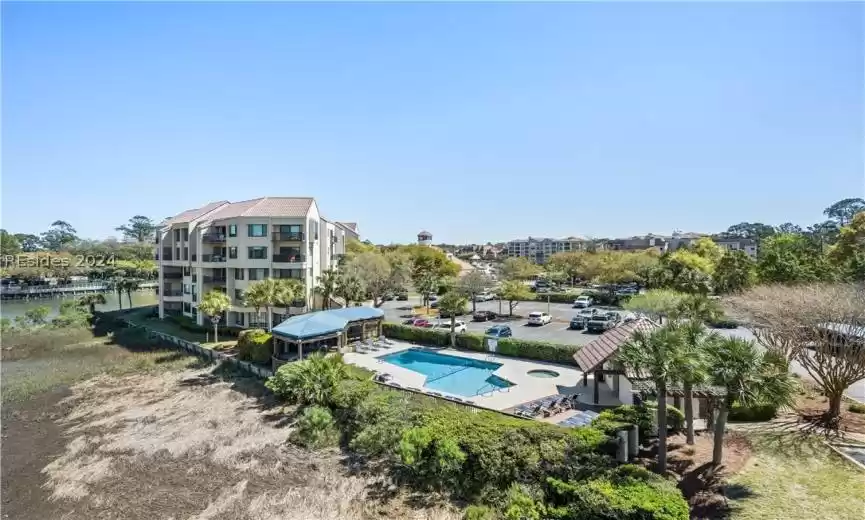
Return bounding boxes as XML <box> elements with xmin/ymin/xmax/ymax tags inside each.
<box><xmin>123</xmin><ymin>278</ymin><xmax>141</xmax><ymax>309</ymax></box>
<box><xmin>671</xmin><ymin>321</ymin><xmax>714</xmax><ymax>445</ymax></box>
<box><xmin>437</xmin><ymin>291</ymin><xmax>468</xmax><ymax>347</ymax></box>
<box><xmin>617</xmin><ymin>325</ymin><xmax>684</xmax><ymax>474</ymax></box>
<box><xmin>675</xmin><ymin>294</ymin><xmax>723</xmax><ymax>323</ymax></box>
<box><xmin>111</xmin><ymin>278</ymin><xmax>125</xmax><ymax>310</ymax></box>
<box><xmin>336</xmin><ymin>272</ymin><xmax>365</xmax><ymax>307</ymax></box>
<box><xmin>77</xmin><ymin>293</ymin><xmax>107</xmax><ymax>315</ymax></box>
<box><xmin>199</xmin><ymin>290</ymin><xmax>231</xmax><ymax>342</ymax></box>
<box><xmin>244</xmin><ymin>279</ymin><xmax>301</xmax><ymax>330</ymax></box>
<box><xmin>706</xmin><ymin>337</ymin><xmax>798</xmax><ymax>466</ymax></box>
<box><xmin>316</xmin><ymin>268</ymin><xmax>339</xmax><ymax>310</ymax></box>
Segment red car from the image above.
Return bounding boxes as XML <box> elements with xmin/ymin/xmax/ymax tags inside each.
<box><xmin>402</xmin><ymin>318</ymin><xmax>431</xmax><ymax>328</ymax></box>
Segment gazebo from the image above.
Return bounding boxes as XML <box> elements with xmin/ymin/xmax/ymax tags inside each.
<box><xmin>270</xmin><ymin>307</ymin><xmax>385</xmax><ymax>371</ymax></box>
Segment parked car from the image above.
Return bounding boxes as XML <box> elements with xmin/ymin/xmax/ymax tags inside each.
<box><xmin>439</xmin><ymin>307</ymin><xmax>469</xmax><ymax>319</ymax></box>
<box><xmin>569</xmin><ymin>309</ymin><xmax>598</xmax><ymax>330</ymax></box>
<box><xmin>404</xmin><ymin>318</ymin><xmax>431</xmax><ymax>327</ymax></box>
<box><xmin>573</xmin><ymin>295</ymin><xmax>594</xmax><ymax>308</ymax></box>
<box><xmin>396</xmin><ymin>292</ymin><xmax>409</xmax><ymax>301</ymax></box>
<box><xmin>433</xmin><ymin>320</ymin><xmax>467</xmax><ymax>333</ymax></box>
<box><xmin>485</xmin><ymin>324</ymin><xmax>512</xmax><ymax>338</ymax></box>
<box><xmin>586</xmin><ymin>311</ymin><xmax>621</xmax><ymax>333</ymax></box>
<box><xmin>528</xmin><ymin>312</ymin><xmax>553</xmax><ymax>326</ymax></box>
<box><xmin>473</xmin><ymin>310</ymin><xmax>498</xmax><ymax>322</ymax></box>
<box><xmin>474</xmin><ymin>292</ymin><xmax>495</xmax><ymax>302</ymax></box>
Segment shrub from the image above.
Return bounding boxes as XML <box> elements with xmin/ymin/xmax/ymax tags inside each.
<box><xmin>265</xmin><ymin>353</ymin><xmax>347</xmax><ymax>406</ymax></box>
<box><xmin>496</xmin><ymin>338</ymin><xmax>580</xmax><ymax>365</ymax></box>
<box><xmin>543</xmin><ymin>476</ymin><xmax>689</xmax><ymax>520</ymax></box>
<box><xmin>382</xmin><ymin>323</ymin><xmax>580</xmax><ymax>365</ymax></box>
<box><xmin>290</xmin><ymin>406</ymin><xmax>339</xmax><ymax>449</ymax></box>
<box><xmin>464</xmin><ymin>505</ymin><xmax>498</xmax><ymax>520</ymax></box>
<box><xmin>236</xmin><ymin>328</ymin><xmax>272</xmax><ymax>363</ymax></box>
<box><xmin>706</xmin><ymin>319</ymin><xmax>739</xmax><ymax>329</ymax></box>
<box><xmin>350</xmin><ymin>388</ymin><xmax>431</xmax><ymax>456</ymax></box>
<box><xmin>643</xmin><ymin>401</ymin><xmax>685</xmax><ymax>434</ymax></box>
<box><xmin>848</xmin><ymin>402</ymin><xmax>865</xmax><ymax>414</ymax></box>
<box><xmin>728</xmin><ymin>403</ymin><xmax>778</xmax><ymax>422</ymax></box>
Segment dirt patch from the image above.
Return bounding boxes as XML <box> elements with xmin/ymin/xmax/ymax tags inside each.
<box><xmin>635</xmin><ymin>432</ymin><xmax>753</xmax><ymax>520</ymax></box>
<box><xmin>795</xmin><ymin>386</ymin><xmax>865</xmax><ymax>436</ymax></box>
<box><xmin>8</xmin><ymin>368</ymin><xmax>460</xmax><ymax>520</ymax></box>
<box><xmin>1</xmin><ymin>387</ymin><xmax>73</xmax><ymax>520</ymax></box>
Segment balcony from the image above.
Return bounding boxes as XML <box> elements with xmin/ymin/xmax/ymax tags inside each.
<box><xmin>202</xmin><ymin>233</ymin><xmax>226</xmax><ymax>243</ymax></box>
<box><xmin>272</xmin><ymin>254</ymin><xmax>306</xmax><ymax>263</ymax></box>
<box><xmin>201</xmin><ymin>254</ymin><xmax>226</xmax><ymax>263</ymax></box>
<box><xmin>163</xmin><ymin>271</ymin><xmax>183</xmax><ymax>280</ymax></box>
<box><xmin>272</xmin><ymin>231</ymin><xmax>304</xmax><ymax>242</ymax></box>
<box><xmin>202</xmin><ymin>275</ymin><xmax>227</xmax><ymax>283</ymax></box>
<box><xmin>162</xmin><ymin>289</ymin><xmax>183</xmax><ymax>297</ymax></box>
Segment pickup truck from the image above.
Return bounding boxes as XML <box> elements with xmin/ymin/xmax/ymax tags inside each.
<box><xmin>586</xmin><ymin>311</ymin><xmax>621</xmax><ymax>333</ymax></box>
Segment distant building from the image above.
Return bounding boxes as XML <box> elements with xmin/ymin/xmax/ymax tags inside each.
<box><xmin>605</xmin><ymin>234</ymin><xmax>669</xmax><ymax>254</ymax></box>
<box><xmin>713</xmin><ymin>237</ymin><xmax>758</xmax><ymax>258</ymax></box>
<box><xmin>668</xmin><ymin>231</ymin><xmax>707</xmax><ymax>251</ymax></box>
<box><xmin>506</xmin><ymin>236</ymin><xmax>591</xmax><ymax>264</ymax></box>
<box><xmin>417</xmin><ymin>230</ymin><xmax>433</xmax><ymax>246</ymax></box>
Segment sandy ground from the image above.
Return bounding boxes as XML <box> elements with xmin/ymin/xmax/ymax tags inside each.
<box><xmin>2</xmin><ymin>368</ymin><xmax>461</xmax><ymax>520</ymax></box>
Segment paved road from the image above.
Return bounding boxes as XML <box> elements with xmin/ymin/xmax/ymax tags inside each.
<box><xmin>379</xmin><ymin>299</ymin><xmax>629</xmax><ymax>347</ymax></box>
<box><xmin>716</xmin><ymin>327</ymin><xmax>865</xmax><ymax>404</ymax></box>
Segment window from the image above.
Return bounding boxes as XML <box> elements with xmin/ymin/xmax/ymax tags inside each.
<box><xmin>235</xmin><ymin>312</ymin><xmax>245</xmax><ymax>326</ymax></box>
<box><xmin>229</xmin><ymin>225</ymin><xmax>237</xmax><ymax>237</ymax></box>
<box><xmin>234</xmin><ymin>268</ymin><xmax>244</xmax><ymax>280</ymax></box>
<box><xmin>183</xmin><ymin>266</ymin><xmax>190</xmax><ymax>276</ymax></box>
<box><xmin>229</xmin><ymin>247</ymin><xmax>238</xmax><ymax>259</ymax></box>
<box><xmin>192</xmin><ymin>284</ymin><xmax>196</xmax><ymax>295</ymax></box>
<box><xmin>248</xmin><ymin>224</ymin><xmax>267</xmax><ymax>237</ymax></box>
<box><xmin>248</xmin><ymin>246</ymin><xmax>267</xmax><ymax>260</ymax></box>
<box><xmin>183</xmin><ymin>302</ymin><xmax>191</xmax><ymax>313</ymax></box>
<box><xmin>174</xmin><ymin>229</ymin><xmax>180</xmax><ymax>241</ymax></box>
<box><xmin>248</xmin><ymin>268</ymin><xmax>269</xmax><ymax>281</ymax></box>
<box><xmin>175</xmin><ymin>247</ymin><xmax>180</xmax><ymax>260</ymax></box>
<box><xmin>192</xmin><ymin>273</ymin><xmax>197</xmax><ymax>283</ymax></box>
<box><xmin>235</xmin><ymin>289</ymin><xmax>243</xmax><ymax>301</ymax></box>
<box><xmin>183</xmin><ymin>247</ymin><xmax>189</xmax><ymax>260</ymax></box>
<box><xmin>183</xmin><ymin>284</ymin><xmax>190</xmax><ymax>294</ymax></box>
<box><xmin>183</xmin><ymin>228</ymin><xmax>189</xmax><ymax>241</ymax></box>
<box><xmin>274</xmin><ymin>269</ymin><xmax>302</xmax><ymax>279</ymax></box>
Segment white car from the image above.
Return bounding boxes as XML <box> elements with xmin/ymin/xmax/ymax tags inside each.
<box><xmin>573</xmin><ymin>295</ymin><xmax>593</xmax><ymax>308</ymax></box>
<box><xmin>474</xmin><ymin>292</ymin><xmax>495</xmax><ymax>302</ymax></box>
<box><xmin>527</xmin><ymin>312</ymin><xmax>552</xmax><ymax>326</ymax></box>
<box><xmin>434</xmin><ymin>320</ymin><xmax>467</xmax><ymax>333</ymax></box>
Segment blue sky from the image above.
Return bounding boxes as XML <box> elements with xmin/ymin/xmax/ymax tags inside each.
<box><xmin>2</xmin><ymin>2</ymin><xmax>863</xmax><ymax>244</ymax></box>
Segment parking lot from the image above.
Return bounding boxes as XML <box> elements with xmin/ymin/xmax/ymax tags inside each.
<box><xmin>379</xmin><ymin>298</ymin><xmax>632</xmax><ymax>347</ymax></box>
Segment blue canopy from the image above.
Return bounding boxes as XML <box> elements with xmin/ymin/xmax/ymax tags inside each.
<box><xmin>271</xmin><ymin>307</ymin><xmax>385</xmax><ymax>341</ymax></box>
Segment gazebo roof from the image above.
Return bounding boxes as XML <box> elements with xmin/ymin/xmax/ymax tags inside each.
<box><xmin>272</xmin><ymin>307</ymin><xmax>384</xmax><ymax>341</ymax></box>
<box><xmin>573</xmin><ymin>317</ymin><xmax>659</xmax><ymax>373</ymax></box>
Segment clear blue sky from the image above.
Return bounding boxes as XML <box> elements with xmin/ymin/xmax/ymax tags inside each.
<box><xmin>2</xmin><ymin>2</ymin><xmax>863</xmax><ymax>244</ymax></box>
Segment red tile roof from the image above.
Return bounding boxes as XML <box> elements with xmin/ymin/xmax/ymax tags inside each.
<box><xmin>162</xmin><ymin>201</ymin><xmax>230</xmax><ymax>226</ymax></box>
<box><xmin>164</xmin><ymin>197</ymin><xmax>316</xmax><ymax>227</ymax></box>
<box><xmin>573</xmin><ymin>317</ymin><xmax>658</xmax><ymax>373</ymax></box>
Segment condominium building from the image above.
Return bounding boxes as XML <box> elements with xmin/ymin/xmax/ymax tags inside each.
<box><xmin>712</xmin><ymin>237</ymin><xmax>758</xmax><ymax>258</ymax></box>
<box><xmin>506</xmin><ymin>236</ymin><xmax>591</xmax><ymax>264</ymax></box>
<box><xmin>156</xmin><ymin>197</ymin><xmax>358</xmax><ymax>328</ymax></box>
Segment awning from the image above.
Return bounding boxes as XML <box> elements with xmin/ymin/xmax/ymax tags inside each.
<box><xmin>272</xmin><ymin>307</ymin><xmax>384</xmax><ymax>341</ymax></box>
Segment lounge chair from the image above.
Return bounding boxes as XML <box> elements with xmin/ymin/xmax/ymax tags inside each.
<box><xmin>378</xmin><ymin>336</ymin><xmax>393</xmax><ymax>345</ymax></box>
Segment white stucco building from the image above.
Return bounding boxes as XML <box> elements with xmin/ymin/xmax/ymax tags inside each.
<box><xmin>156</xmin><ymin>197</ymin><xmax>358</xmax><ymax>328</ymax></box>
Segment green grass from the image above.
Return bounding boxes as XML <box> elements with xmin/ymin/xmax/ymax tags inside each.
<box><xmin>122</xmin><ymin>307</ymin><xmax>237</xmax><ymax>349</ymax></box>
<box><xmin>1</xmin><ymin>328</ymin><xmax>207</xmax><ymax>403</ymax></box>
<box><xmin>726</xmin><ymin>432</ymin><xmax>865</xmax><ymax>520</ymax></box>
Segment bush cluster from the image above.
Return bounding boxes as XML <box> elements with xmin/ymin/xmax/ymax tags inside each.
<box><xmin>236</xmin><ymin>328</ymin><xmax>272</xmax><ymax>363</ymax></box>
<box><xmin>381</xmin><ymin>323</ymin><xmax>579</xmax><ymax>366</ymax></box>
<box><xmin>848</xmin><ymin>402</ymin><xmax>865</xmax><ymax>414</ymax></box>
<box><xmin>266</xmin><ymin>354</ymin><xmax>689</xmax><ymax>519</ymax></box>
<box><xmin>591</xmin><ymin>404</ymin><xmax>684</xmax><ymax>439</ymax></box>
<box><xmin>728</xmin><ymin>403</ymin><xmax>778</xmax><ymax>422</ymax></box>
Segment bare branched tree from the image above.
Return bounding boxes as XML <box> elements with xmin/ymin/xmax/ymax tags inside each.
<box><xmin>727</xmin><ymin>283</ymin><xmax>865</xmax><ymax>419</ymax></box>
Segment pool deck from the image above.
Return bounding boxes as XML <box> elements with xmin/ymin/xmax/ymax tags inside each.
<box><xmin>344</xmin><ymin>340</ymin><xmax>585</xmax><ymax>411</ymax></box>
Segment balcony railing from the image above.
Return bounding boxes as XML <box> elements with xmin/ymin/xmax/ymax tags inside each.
<box><xmin>272</xmin><ymin>231</ymin><xmax>304</xmax><ymax>242</ymax></box>
<box><xmin>202</xmin><ymin>275</ymin><xmax>227</xmax><ymax>283</ymax></box>
<box><xmin>162</xmin><ymin>289</ymin><xmax>183</xmax><ymax>297</ymax></box>
<box><xmin>202</xmin><ymin>233</ymin><xmax>226</xmax><ymax>243</ymax></box>
<box><xmin>272</xmin><ymin>254</ymin><xmax>306</xmax><ymax>263</ymax></box>
<box><xmin>163</xmin><ymin>272</ymin><xmax>183</xmax><ymax>279</ymax></box>
<box><xmin>201</xmin><ymin>254</ymin><xmax>226</xmax><ymax>263</ymax></box>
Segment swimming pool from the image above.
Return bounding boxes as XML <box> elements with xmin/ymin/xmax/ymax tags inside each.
<box><xmin>378</xmin><ymin>348</ymin><xmax>513</xmax><ymax>397</ymax></box>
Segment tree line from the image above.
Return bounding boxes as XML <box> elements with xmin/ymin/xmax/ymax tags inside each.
<box><xmin>0</xmin><ymin>216</ymin><xmax>160</xmax><ymax>282</ymax></box>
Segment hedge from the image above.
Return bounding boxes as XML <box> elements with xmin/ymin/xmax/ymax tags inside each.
<box><xmin>167</xmin><ymin>314</ymin><xmax>245</xmax><ymax>338</ymax></box>
<box><xmin>706</xmin><ymin>319</ymin><xmax>740</xmax><ymax>329</ymax></box>
<box><xmin>382</xmin><ymin>322</ymin><xmax>579</xmax><ymax>365</ymax></box>
<box><xmin>728</xmin><ymin>403</ymin><xmax>778</xmax><ymax>422</ymax></box>
<box><xmin>237</xmin><ymin>328</ymin><xmax>272</xmax><ymax>363</ymax></box>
